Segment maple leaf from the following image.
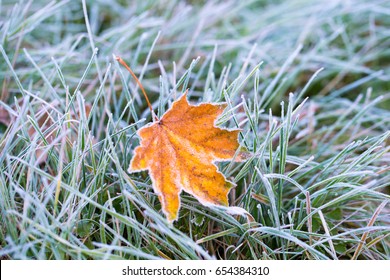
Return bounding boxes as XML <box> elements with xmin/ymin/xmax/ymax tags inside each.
<box><xmin>128</xmin><ymin>93</ymin><xmax>248</xmax><ymax>222</ymax></box>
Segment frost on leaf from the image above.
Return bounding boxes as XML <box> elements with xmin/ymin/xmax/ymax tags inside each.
<box><xmin>128</xmin><ymin>93</ymin><xmax>248</xmax><ymax>222</ymax></box>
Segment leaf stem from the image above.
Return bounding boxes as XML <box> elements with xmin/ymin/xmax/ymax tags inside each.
<box><xmin>115</xmin><ymin>56</ymin><xmax>158</xmax><ymax>121</ymax></box>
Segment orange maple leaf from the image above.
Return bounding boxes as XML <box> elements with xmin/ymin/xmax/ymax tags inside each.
<box><xmin>128</xmin><ymin>93</ymin><xmax>248</xmax><ymax>222</ymax></box>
